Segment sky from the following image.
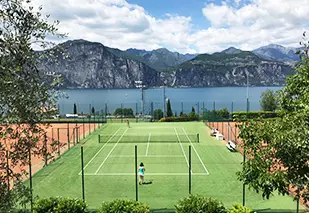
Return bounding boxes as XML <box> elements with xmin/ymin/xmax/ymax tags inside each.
<box><xmin>31</xmin><ymin>0</ymin><xmax>309</xmax><ymax>54</ymax></box>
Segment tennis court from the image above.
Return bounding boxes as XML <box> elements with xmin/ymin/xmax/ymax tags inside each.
<box><xmin>81</xmin><ymin>126</ymin><xmax>208</xmax><ymax>177</ymax></box>
<box><xmin>29</xmin><ymin>122</ymin><xmax>304</xmax><ymax>212</ymax></box>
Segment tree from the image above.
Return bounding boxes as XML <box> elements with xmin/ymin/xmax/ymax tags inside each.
<box><xmin>166</xmin><ymin>99</ymin><xmax>173</xmax><ymax>117</ymax></box>
<box><xmin>237</xmin><ymin>33</ymin><xmax>309</xmax><ymax>203</ymax></box>
<box><xmin>73</xmin><ymin>103</ymin><xmax>77</xmax><ymax>114</ymax></box>
<box><xmin>260</xmin><ymin>89</ymin><xmax>279</xmax><ymax>111</ymax></box>
<box><xmin>191</xmin><ymin>107</ymin><xmax>195</xmax><ymax>113</ymax></box>
<box><xmin>0</xmin><ymin>0</ymin><xmax>65</xmax><ymax>211</ymax></box>
<box><xmin>91</xmin><ymin>107</ymin><xmax>95</xmax><ymax>114</ymax></box>
<box><xmin>153</xmin><ymin>109</ymin><xmax>163</xmax><ymax>120</ymax></box>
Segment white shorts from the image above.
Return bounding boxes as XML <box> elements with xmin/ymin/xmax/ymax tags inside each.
<box><xmin>138</xmin><ymin>173</ymin><xmax>144</xmax><ymax>176</ymax></box>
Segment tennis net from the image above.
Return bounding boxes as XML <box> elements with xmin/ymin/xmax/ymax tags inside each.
<box><xmin>98</xmin><ymin>133</ymin><xmax>199</xmax><ymax>143</ymax></box>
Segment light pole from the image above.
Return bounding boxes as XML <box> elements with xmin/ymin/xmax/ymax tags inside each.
<box><xmin>135</xmin><ymin>81</ymin><xmax>146</xmax><ymax>119</ymax></box>
<box><xmin>163</xmin><ymin>86</ymin><xmax>166</xmax><ymax>117</ymax></box>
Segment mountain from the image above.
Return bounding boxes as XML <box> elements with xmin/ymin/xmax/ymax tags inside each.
<box><xmin>37</xmin><ymin>40</ymin><xmax>295</xmax><ymax>88</ymax></box>
<box><xmin>124</xmin><ymin>48</ymin><xmax>197</xmax><ymax>71</ymax></box>
<box><xmin>164</xmin><ymin>50</ymin><xmax>294</xmax><ymax>87</ymax></box>
<box><xmin>253</xmin><ymin>44</ymin><xmax>301</xmax><ymax>63</ymax></box>
<box><xmin>221</xmin><ymin>47</ymin><xmax>243</xmax><ymax>54</ymax></box>
<box><xmin>37</xmin><ymin>39</ymin><xmax>161</xmax><ymax>88</ymax></box>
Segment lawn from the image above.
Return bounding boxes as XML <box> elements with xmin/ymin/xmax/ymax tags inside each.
<box><xmin>28</xmin><ymin>122</ymin><xmax>304</xmax><ymax>212</ymax></box>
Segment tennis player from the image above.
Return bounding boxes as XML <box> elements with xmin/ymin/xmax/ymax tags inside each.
<box><xmin>126</xmin><ymin>119</ymin><xmax>130</xmax><ymax>128</ymax></box>
<box><xmin>138</xmin><ymin>162</ymin><xmax>145</xmax><ymax>185</ymax></box>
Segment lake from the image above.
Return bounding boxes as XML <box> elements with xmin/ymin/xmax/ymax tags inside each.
<box><xmin>57</xmin><ymin>87</ymin><xmax>282</xmax><ymax>115</ymax></box>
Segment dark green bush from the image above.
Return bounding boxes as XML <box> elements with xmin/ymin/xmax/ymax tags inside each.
<box><xmin>33</xmin><ymin>197</ymin><xmax>87</xmax><ymax>213</ymax></box>
<box><xmin>159</xmin><ymin>115</ymin><xmax>198</xmax><ymax>122</ymax></box>
<box><xmin>232</xmin><ymin>111</ymin><xmax>279</xmax><ymax>121</ymax></box>
<box><xmin>228</xmin><ymin>204</ymin><xmax>254</xmax><ymax>213</ymax></box>
<box><xmin>203</xmin><ymin>108</ymin><xmax>230</xmax><ymax>121</ymax></box>
<box><xmin>153</xmin><ymin>109</ymin><xmax>163</xmax><ymax>120</ymax></box>
<box><xmin>99</xmin><ymin>199</ymin><xmax>150</xmax><ymax>213</ymax></box>
<box><xmin>113</xmin><ymin>108</ymin><xmax>134</xmax><ymax>117</ymax></box>
<box><xmin>175</xmin><ymin>194</ymin><xmax>226</xmax><ymax>213</ymax></box>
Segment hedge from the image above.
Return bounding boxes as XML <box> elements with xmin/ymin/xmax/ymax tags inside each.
<box><xmin>159</xmin><ymin>115</ymin><xmax>199</xmax><ymax>122</ymax></box>
<box><xmin>232</xmin><ymin>111</ymin><xmax>279</xmax><ymax>121</ymax></box>
<box><xmin>99</xmin><ymin>199</ymin><xmax>150</xmax><ymax>213</ymax></box>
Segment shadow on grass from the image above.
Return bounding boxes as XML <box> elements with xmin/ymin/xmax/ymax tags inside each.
<box><xmin>150</xmin><ymin>208</ymin><xmax>175</xmax><ymax>213</ymax></box>
<box><xmin>255</xmin><ymin>209</ymin><xmax>307</xmax><ymax>213</ymax></box>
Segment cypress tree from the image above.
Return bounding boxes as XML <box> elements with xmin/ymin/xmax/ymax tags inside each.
<box><xmin>166</xmin><ymin>99</ymin><xmax>173</xmax><ymax>117</ymax></box>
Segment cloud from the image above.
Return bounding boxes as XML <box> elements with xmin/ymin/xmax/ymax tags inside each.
<box><xmin>31</xmin><ymin>0</ymin><xmax>309</xmax><ymax>54</ymax></box>
<box><xmin>199</xmin><ymin>0</ymin><xmax>309</xmax><ymax>52</ymax></box>
<box><xmin>30</xmin><ymin>0</ymin><xmax>196</xmax><ymax>53</ymax></box>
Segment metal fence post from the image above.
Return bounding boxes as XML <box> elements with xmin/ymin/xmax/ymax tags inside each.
<box><xmin>81</xmin><ymin>147</ymin><xmax>85</xmax><ymax>202</ymax></box>
<box><xmin>189</xmin><ymin>145</ymin><xmax>192</xmax><ymax>194</ymax></box>
<box><xmin>135</xmin><ymin>145</ymin><xmax>138</xmax><ymax>201</ymax></box>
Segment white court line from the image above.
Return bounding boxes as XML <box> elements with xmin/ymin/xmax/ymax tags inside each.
<box><xmin>94</xmin><ymin>129</ymin><xmax>128</xmax><ymax>174</ymax></box>
<box><xmin>146</xmin><ymin>133</ymin><xmax>151</xmax><ymax>156</ymax></box>
<box><xmin>174</xmin><ymin>128</ymin><xmax>190</xmax><ymax>169</ymax></box>
<box><xmin>182</xmin><ymin>128</ymin><xmax>209</xmax><ymax>175</ymax></box>
<box><xmin>78</xmin><ymin>128</ymin><xmax>121</xmax><ymax>175</ymax></box>
<box><xmin>82</xmin><ymin>173</ymin><xmax>208</xmax><ymax>176</ymax></box>
<box><xmin>109</xmin><ymin>155</ymin><xmax>184</xmax><ymax>158</ymax></box>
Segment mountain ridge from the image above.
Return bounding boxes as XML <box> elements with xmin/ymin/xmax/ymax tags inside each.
<box><xmin>37</xmin><ymin>39</ymin><xmax>296</xmax><ymax>89</ymax></box>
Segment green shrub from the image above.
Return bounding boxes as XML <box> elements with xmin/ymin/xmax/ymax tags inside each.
<box><xmin>228</xmin><ymin>204</ymin><xmax>254</xmax><ymax>213</ymax></box>
<box><xmin>159</xmin><ymin>115</ymin><xmax>198</xmax><ymax>122</ymax></box>
<box><xmin>175</xmin><ymin>194</ymin><xmax>226</xmax><ymax>213</ymax></box>
<box><xmin>232</xmin><ymin>111</ymin><xmax>279</xmax><ymax>121</ymax></box>
<box><xmin>153</xmin><ymin>109</ymin><xmax>163</xmax><ymax>120</ymax></box>
<box><xmin>203</xmin><ymin>108</ymin><xmax>230</xmax><ymax>121</ymax></box>
<box><xmin>113</xmin><ymin>108</ymin><xmax>134</xmax><ymax>117</ymax></box>
<box><xmin>34</xmin><ymin>197</ymin><xmax>87</xmax><ymax>213</ymax></box>
<box><xmin>99</xmin><ymin>199</ymin><xmax>150</xmax><ymax>213</ymax></box>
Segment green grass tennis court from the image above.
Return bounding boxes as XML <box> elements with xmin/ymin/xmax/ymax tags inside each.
<box><xmin>28</xmin><ymin>122</ymin><xmax>305</xmax><ymax>212</ymax></box>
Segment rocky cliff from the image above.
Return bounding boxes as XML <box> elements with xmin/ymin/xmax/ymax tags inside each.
<box><xmin>38</xmin><ymin>40</ymin><xmax>295</xmax><ymax>88</ymax></box>
<box><xmin>164</xmin><ymin>51</ymin><xmax>294</xmax><ymax>87</ymax></box>
<box><xmin>38</xmin><ymin>40</ymin><xmax>161</xmax><ymax>88</ymax></box>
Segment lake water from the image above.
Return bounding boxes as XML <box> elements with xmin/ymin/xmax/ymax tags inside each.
<box><xmin>57</xmin><ymin>87</ymin><xmax>282</xmax><ymax>115</ymax></box>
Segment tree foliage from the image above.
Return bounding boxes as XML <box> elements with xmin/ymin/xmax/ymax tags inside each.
<box><xmin>113</xmin><ymin>108</ymin><xmax>134</xmax><ymax>117</ymax></box>
<box><xmin>153</xmin><ymin>109</ymin><xmax>163</xmax><ymax>120</ymax></box>
<box><xmin>260</xmin><ymin>89</ymin><xmax>278</xmax><ymax>111</ymax></box>
<box><xmin>73</xmin><ymin>103</ymin><xmax>77</xmax><ymax>114</ymax></box>
<box><xmin>166</xmin><ymin>99</ymin><xmax>173</xmax><ymax>117</ymax></box>
<box><xmin>237</xmin><ymin>33</ymin><xmax>309</xmax><ymax>203</ymax></box>
<box><xmin>0</xmin><ymin>0</ymin><xmax>65</xmax><ymax>210</ymax></box>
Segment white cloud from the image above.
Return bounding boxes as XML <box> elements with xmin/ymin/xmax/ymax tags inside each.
<box><xmin>199</xmin><ymin>0</ymin><xmax>309</xmax><ymax>52</ymax></box>
<box><xmin>31</xmin><ymin>0</ymin><xmax>309</xmax><ymax>54</ymax></box>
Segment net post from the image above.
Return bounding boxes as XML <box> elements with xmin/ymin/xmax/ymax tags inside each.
<box><xmin>98</xmin><ymin>134</ymin><xmax>101</xmax><ymax>143</ymax></box>
<box><xmin>81</xmin><ymin>146</ymin><xmax>85</xmax><ymax>202</ymax></box>
<box><xmin>135</xmin><ymin>145</ymin><xmax>138</xmax><ymax>201</ymax></box>
<box><xmin>189</xmin><ymin>145</ymin><xmax>192</xmax><ymax>194</ymax></box>
<box><xmin>197</xmin><ymin>134</ymin><xmax>199</xmax><ymax>143</ymax></box>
